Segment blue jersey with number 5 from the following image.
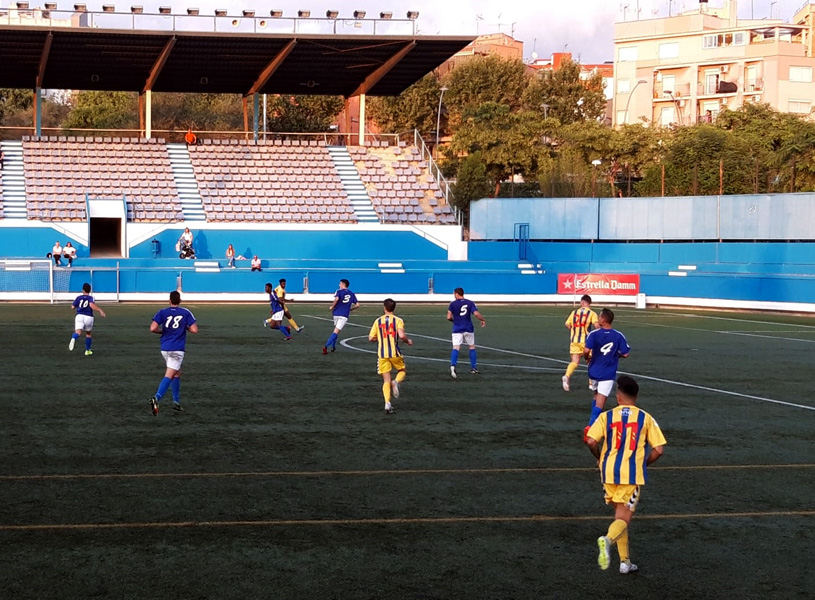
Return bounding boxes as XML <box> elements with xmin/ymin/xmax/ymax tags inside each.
<box><xmin>585</xmin><ymin>328</ymin><xmax>630</xmax><ymax>381</ymax></box>
<box><xmin>449</xmin><ymin>298</ymin><xmax>478</xmax><ymax>333</ymax></box>
<box><xmin>153</xmin><ymin>306</ymin><xmax>197</xmax><ymax>351</ymax></box>
<box><xmin>332</xmin><ymin>289</ymin><xmax>357</xmax><ymax>318</ymax></box>
<box><xmin>73</xmin><ymin>294</ymin><xmax>95</xmax><ymax>316</ymax></box>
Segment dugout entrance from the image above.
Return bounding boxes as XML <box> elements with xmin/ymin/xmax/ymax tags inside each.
<box><xmin>86</xmin><ymin>196</ymin><xmax>127</xmax><ymax>258</ymax></box>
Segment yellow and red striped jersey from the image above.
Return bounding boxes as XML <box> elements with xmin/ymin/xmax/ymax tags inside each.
<box><xmin>587</xmin><ymin>404</ymin><xmax>667</xmax><ymax>485</ymax></box>
<box><xmin>566</xmin><ymin>307</ymin><xmax>598</xmax><ymax>344</ymax></box>
<box><xmin>369</xmin><ymin>314</ymin><xmax>405</xmax><ymax>359</ymax></box>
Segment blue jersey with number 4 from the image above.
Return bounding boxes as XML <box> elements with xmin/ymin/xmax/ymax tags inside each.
<box><xmin>585</xmin><ymin>328</ymin><xmax>630</xmax><ymax>381</ymax></box>
<box><xmin>153</xmin><ymin>306</ymin><xmax>197</xmax><ymax>351</ymax></box>
<box><xmin>332</xmin><ymin>289</ymin><xmax>357</xmax><ymax>317</ymax></box>
<box><xmin>449</xmin><ymin>298</ymin><xmax>478</xmax><ymax>333</ymax></box>
<box><xmin>73</xmin><ymin>294</ymin><xmax>95</xmax><ymax>316</ymax></box>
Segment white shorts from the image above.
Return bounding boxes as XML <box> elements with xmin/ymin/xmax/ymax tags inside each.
<box><xmin>452</xmin><ymin>332</ymin><xmax>475</xmax><ymax>347</ymax></box>
<box><xmin>333</xmin><ymin>316</ymin><xmax>349</xmax><ymax>330</ymax></box>
<box><xmin>74</xmin><ymin>315</ymin><xmax>94</xmax><ymax>332</ymax></box>
<box><xmin>161</xmin><ymin>350</ymin><xmax>185</xmax><ymax>371</ymax></box>
<box><xmin>271</xmin><ymin>310</ymin><xmax>284</xmax><ymax>321</ymax></box>
<box><xmin>589</xmin><ymin>379</ymin><xmax>614</xmax><ymax>397</ymax></box>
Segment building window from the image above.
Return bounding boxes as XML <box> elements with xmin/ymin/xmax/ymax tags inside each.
<box><xmin>659</xmin><ymin>43</ymin><xmax>679</xmax><ymax>59</ymax></box>
<box><xmin>789</xmin><ymin>100</ymin><xmax>812</xmax><ymax>114</ymax></box>
<box><xmin>660</xmin><ymin>106</ymin><xmax>675</xmax><ymax>126</ymax></box>
<box><xmin>662</xmin><ymin>75</ymin><xmax>676</xmax><ymax>95</ymax></box>
<box><xmin>789</xmin><ymin>66</ymin><xmax>813</xmax><ymax>82</ymax></box>
<box><xmin>703</xmin><ymin>32</ymin><xmax>746</xmax><ymax>48</ymax></box>
<box><xmin>616</xmin><ymin>110</ymin><xmax>628</xmax><ymax>125</ymax></box>
<box><xmin>619</xmin><ymin>47</ymin><xmax>638</xmax><ymax>62</ymax></box>
<box><xmin>617</xmin><ymin>79</ymin><xmax>630</xmax><ymax>93</ymax></box>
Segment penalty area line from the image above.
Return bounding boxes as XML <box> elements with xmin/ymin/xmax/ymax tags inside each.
<box><xmin>3</xmin><ymin>511</ymin><xmax>814</xmax><ymax>532</ymax></box>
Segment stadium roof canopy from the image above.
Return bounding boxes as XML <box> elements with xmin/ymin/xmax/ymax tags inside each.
<box><xmin>0</xmin><ymin>16</ymin><xmax>473</xmax><ymax>97</ymax></box>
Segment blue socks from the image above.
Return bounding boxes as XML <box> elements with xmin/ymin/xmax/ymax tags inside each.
<box><xmin>85</xmin><ymin>337</ymin><xmax>92</xmax><ymax>351</ymax></box>
<box><xmin>469</xmin><ymin>349</ymin><xmax>477</xmax><ymax>369</ymax></box>
<box><xmin>71</xmin><ymin>332</ymin><xmax>79</xmax><ymax>340</ymax></box>
<box><xmin>281</xmin><ymin>326</ymin><xmax>291</xmax><ymax>338</ymax></box>
<box><xmin>589</xmin><ymin>400</ymin><xmax>603</xmax><ymax>426</ymax></box>
<box><xmin>171</xmin><ymin>378</ymin><xmax>180</xmax><ymax>403</ymax></box>
<box><xmin>450</xmin><ymin>349</ymin><xmax>459</xmax><ymax>366</ymax></box>
<box><xmin>326</xmin><ymin>332</ymin><xmax>338</xmax><ymax>349</ymax></box>
<box><xmin>155</xmin><ymin>377</ymin><xmax>172</xmax><ymax>401</ymax></box>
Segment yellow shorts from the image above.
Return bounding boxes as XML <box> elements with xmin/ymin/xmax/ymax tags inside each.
<box><xmin>570</xmin><ymin>343</ymin><xmax>586</xmax><ymax>356</ymax></box>
<box><xmin>603</xmin><ymin>484</ymin><xmax>641</xmax><ymax>512</ymax></box>
<box><xmin>377</xmin><ymin>357</ymin><xmax>405</xmax><ymax>375</ymax></box>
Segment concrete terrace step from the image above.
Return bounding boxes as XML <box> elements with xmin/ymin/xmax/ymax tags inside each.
<box><xmin>166</xmin><ymin>143</ymin><xmax>206</xmax><ymax>222</ymax></box>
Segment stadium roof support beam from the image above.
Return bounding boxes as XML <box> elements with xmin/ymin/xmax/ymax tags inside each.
<box><xmin>348</xmin><ymin>40</ymin><xmax>415</xmax><ymax>99</ymax></box>
<box><xmin>143</xmin><ymin>35</ymin><xmax>176</xmax><ymax>93</ymax></box>
<box><xmin>247</xmin><ymin>38</ymin><xmax>297</xmax><ymax>96</ymax></box>
<box><xmin>34</xmin><ymin>32</ymin><xmax>53</xmax><ymax>137</ymax></box>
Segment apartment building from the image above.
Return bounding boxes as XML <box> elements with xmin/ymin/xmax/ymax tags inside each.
<box><xmin>613</xmin><ymin>0</ymin><xmax>815</xmax><ymax>126</ymax></box>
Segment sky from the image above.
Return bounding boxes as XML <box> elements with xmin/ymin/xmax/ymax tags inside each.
<box><xmin>10</xmin><ymin>0</ymin><xmax>806</xmax><ymax>62</ymax></box>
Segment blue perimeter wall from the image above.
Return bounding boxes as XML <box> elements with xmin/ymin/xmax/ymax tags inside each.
<box><xmin>4</xmin><ymin>226</ymin><xmax>815</xmax><ymax>303</ymax></box>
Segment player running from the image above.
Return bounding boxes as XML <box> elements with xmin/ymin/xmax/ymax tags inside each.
<box><xmin>323</xmin><ymin>278</ymin><xmax>359</xmax><ymax>354</ymax></box>
<box><xmin>447</xmin><ymin>287</ymin><xmax>485</xmax><ymax>378</ymax></box>
<box><xmin>562</xmin><ymin>294</ymin><xmax>598</xmax><ymax>391</ymax></box>
<box><xmin>148</xmin><ymin>290</ymin><xmax>198</xmax><ymax>415</ymax></box>
<box><xmin>583</xmin><ymin>308</ymin><xmax>630</xmax><ymax>441</ymax></box>
<box><xmin>274</xmin><ymin>278</ymin><xmax>304</xmax><ymax>333</ymax></box>
<box><xmin>68</xmin><ymin>282</ymin><xmax>106</xmax><ymax>356</ymax></box>
<box><xmin>263</xmin><ymin>282</ymin><xmax>292</xmax><ymax>340</ymax></box>
<box><xmin>587</xmin><ymin>375</ymin><xmax>666</xmax><ymax>575</ymax></box>
<box><xmin>369</xmin><ymin>298</ymin><xmax>413</xmax><ymax>414</ymax></box>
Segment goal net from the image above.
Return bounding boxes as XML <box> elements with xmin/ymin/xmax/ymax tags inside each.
<box><xmin>0</xmin><ymin>259</ymin><xmax>69</xmax><ymax>302</ymax></box>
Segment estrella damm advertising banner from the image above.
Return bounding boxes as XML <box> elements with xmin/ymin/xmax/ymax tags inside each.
<box><xmin>557</xmin><ymin>273</ymin><xmax>641</xmax><ymax>295</ymax></box>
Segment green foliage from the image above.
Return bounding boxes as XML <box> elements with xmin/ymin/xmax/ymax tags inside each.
<box><xmin>524</xmin><ymin>58</ymin><xmax>607</xmax><ymax>125</ymax></box>
<box><xmin>453</xmin><ymin>152</ymin><xmax>492</xmax><ymax>209</ymax></box>
<box><xmin>367</xmin><ymin>73</ymin><xmax>442</xmax><ymax>136</ymax></box>
<box><xmin>0</xmin><ymin>88</ymin><xmax>33</xmax><ymax>122</ymax></box>
<box><xmin>152</xmin><ymin>93</ymin><xmax>244</xmax><ymax>131</ymax></box>
<box><xmin>64</xmin><ymin>91</ymin><xmax>139</xmax><ymax>130</ymax></box>
<box><xmin>265</xmin><ymin>95</ymin><xmax>344</xmax><ymax>133</ymax></box>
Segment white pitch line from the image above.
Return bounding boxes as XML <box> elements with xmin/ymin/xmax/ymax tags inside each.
<box><xmin>304</xmin><ymin>315</ymin><xmax>815</xmax><ymax>412</ymax></box>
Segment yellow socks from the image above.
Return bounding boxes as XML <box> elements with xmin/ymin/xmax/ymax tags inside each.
<box><xmin>395</xmin><ymin>371</ymin><xmax>406</xmax><ymax>384</ymax></box>
<box><xmin>288</xmin><ymin>318</ymin><xmax>300</xmax><ymax>330</ymax></box>
<box><xmin>607</xmin><ymin>519</ymin><xmax>629</xmax><ymax>562</ymax></box>
<box><xmin>382</xmin><ymin>382</ymin><xmax>391</xmax><ymax>404</ymax></box>
<box><xmin>566</xmin><ymin>362</ymin><xmax>578</xmax><ymax>378</ymax></box>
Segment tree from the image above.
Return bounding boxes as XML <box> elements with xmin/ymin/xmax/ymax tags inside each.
<box><xmin>367</xmin><ymin>73</ymin><xmax>442</xmax><ymax>136</ymax></box>
<box><xmin>152</xmin><ymin>93</ymin><xmax>244</xmax><ymax>132</ymax></box>
<box><xmin>444</xmin><ymin>55</ymin><xmax>530</xmax><ymax>129</ymax></box>
<box><xmin>264</xmin><ymin>95</ymin><xmax>344</xmax><ymax>133</ymax></box>
<box><xmin>64</xmin><ymin>91</ymin><xmax>138</xmax><ymax>130</ymax></box>
<box><xmin>452</xmin><ymin>152</ymin><xmax>492</xmax><ymax>212</ymax></box>
<box><xmin>0</xmin><ymin>88</ymin><xmax>32</xmax><ymax>123</ymax></box>
<box><xmin>523</xmin><ymin>58</ymin><xmax>607</xmax><ymax>125</ymax></box>
<box><xmin>451</xmin><ymin>102</ymin><xmax>548</xmax><ymax>196</ymax></box>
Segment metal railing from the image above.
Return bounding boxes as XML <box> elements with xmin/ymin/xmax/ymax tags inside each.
<box><xmin>413</xmin><ymin>129</ymin><xmax>460</xmax><ymax>225</ymax></box>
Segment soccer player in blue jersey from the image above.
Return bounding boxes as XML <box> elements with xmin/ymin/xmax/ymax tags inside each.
<box><xmin>587</xmin><ymin>375</ymin><xmax>666</xmax><ymax>574</ymax></box>
<box><xmin>323</xmin><ymin>279</ymin><xmax>359</xmax><ymax>354</ymax></box>
<box><xmin>447</xmin><ymin>287</ymin><xmax>485</xmax><ymax>378</ymax></box>
<box><xmin>263</xmin><ymin>282</ymin><xmax>292</xmax><ymax>340</ymax></box>
<box><xmin>69</xmin><ymin>282</ymin><xmax>106</xmax><ymax>356</ymax></box>
<box><xmin>147</xmin><ymin>290</ymin><xmax>198</xmax><ymax>415</ymax></box>
<box><xmin>583</xmin><ymin>308</ymin><xmax>630</xmax><ymax>441</ymax></box>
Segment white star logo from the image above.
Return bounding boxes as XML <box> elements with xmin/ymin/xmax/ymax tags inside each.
<box><xmin>562</xmin><ymin>279</ymin><xmax>573</xmax><ymax>289</ymax></box>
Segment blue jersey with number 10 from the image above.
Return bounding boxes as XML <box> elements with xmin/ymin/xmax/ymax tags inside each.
<box><xmin>585</xmin><ymin>328</ymin><xmax>630</xmax><ymax>381</ymax></box>
<box><xmin>153</xmin><ymin>306</ymin><xmax>197</xmax><ymax>351</ymax></box>
<box><xmin>449</xmin><ymin>298</ymin><xmax>478</xmax><ymax>333</ymax></box>
<box><xmin>73</xmin><ymin>294</ymin><xmax>95</xmax><ymax>316</ymax></box>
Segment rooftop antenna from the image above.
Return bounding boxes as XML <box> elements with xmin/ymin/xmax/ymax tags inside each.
<box><xmin>621</xmin><ymin>3</ymin><xmax>629</xmax><ymax>21</ymax></box>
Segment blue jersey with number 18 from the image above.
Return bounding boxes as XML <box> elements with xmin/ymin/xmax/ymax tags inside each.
<box><xmin>153</xmin><ymin>306</ymin><xmax>197</xmax><ymax>351</ymax></box>
<box><xmin>448</xmin><ymin>298</ymin><xmax>478</xmax><ymax>333</ymax></box>
<box><xmin>585</xmin><ymin>328</ymin><xmax>630</xmax><ymax>381</ymax></box>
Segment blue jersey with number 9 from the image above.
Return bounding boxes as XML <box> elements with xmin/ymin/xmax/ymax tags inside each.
<box><xmin>449</xmin><ymin>298</ymin><xmax>478</xmax><ymax>333</ymax></box>
<box><xmin>153</xmin><ymin>306</ymin><xmax>197</xmax><ymax>351</ymax></box>
<box><xmin>585</xmin><ymin>328</ymin><xmax>630</xmax><ymax>381</ymax></box>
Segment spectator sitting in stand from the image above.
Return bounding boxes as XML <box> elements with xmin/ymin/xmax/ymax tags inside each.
<box><xmin>63</xmin><ymin>242</ymin><xmax>77</xmax><ymax>267</ymax></box>
<box><xmin>184</xmin><ymin>128</ymin><xmax>197</xmax><ymax>147</ymax></box>
<box><xmin>226</xmin><ymin>244</ymin><xmax>236</xmax><ymax>269</ymax></box>
<box><xmin>50</xmin><ymin>241</ymin><xmax>63</xmax><ymax>266</ymax></box>
<box><xmin>251</xmin><ymin>255</ymin><xmax>262</xmax><ymax>272</ymax></box>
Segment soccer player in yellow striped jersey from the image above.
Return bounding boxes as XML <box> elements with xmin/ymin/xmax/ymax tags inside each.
<box><xmin>368</xmin><ymin>298</ymin><xmax>413</xmax><ymax>414</ymax></box>
<box><xmin>586</xmin><ymin>375</ymin><xmax>666</xmax><ymax>575</ymax></box>
<box><xmin>562</xmin><ymin>294</ymin><xmax>598</xmax><ymax>392</ymax></box>
<box><xmin>273</xmin><ymin>279</ymin><xmax>303</xmax><ymax>333</ymax></box>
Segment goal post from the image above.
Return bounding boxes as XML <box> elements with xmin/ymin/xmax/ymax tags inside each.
<box><xmin>0</xmin><ymin>259</ymin><xmax>68</xmax><ymax>303</ymax></box>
